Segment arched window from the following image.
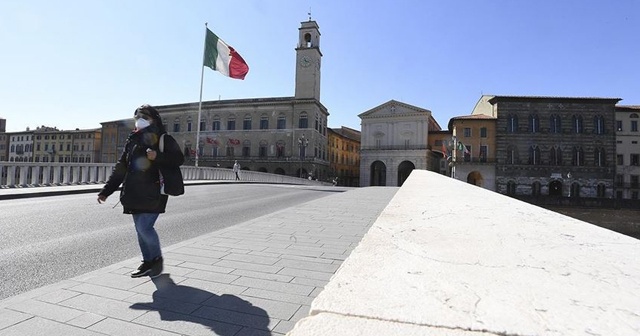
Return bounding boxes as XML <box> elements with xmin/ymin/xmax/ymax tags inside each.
<box><xmin>529</xmin><ymin>114</ymin><xmax>540</xmax><ymax>133</ymax></box>
<box><xmin>506</xmin><ymin>181</ymin><xmax>517</xmax><ymax>195</ymax></box>
<box><xmin>528</xmin><ymin>145</ymin><xmax>541</xmax><ymax>165</ymax></box>
<box><xmin>242</xmin><ymin>140</ymin><xmax>251</xmax><ymax>157</ymax></box>
<box><xmin>277</xmin><ymin>115</ymin><xmax>286</xmax><ymax>129</ymax></box>
<box><xmin>506</xmin><ymin>145</ymin><xmax>518</xmax><ymax>164</ymax></box>
<box><xmin>212</xmin><ymin>116</ymin><xmax>221</xmax><ymax>130</ymax></box>
<box><xmin>259</xmin><ymin>140</ymin><xmax>268</xmax><ymax>157</ymax></box>
<box><xmin>260</xmin><ymin>115</ymin><xmax>269</xmax><ymax>129</ymax></box>
<box><xmin>572</xmin><ymin>146</ymin><xmax>585</xmax><ymax>166</ymax></box>
<box><xmin>550</xmin><ymin>114</ymin><xmax>562</xmax><ymax>133</ymax></box>
<box><xmin>227</xmin><ymin>116</ymin><xmax>236</xmax><ymax>130</ymax></box>
<box><xmin>532</xmin><ymin>181</ymin><xmax>541</xmax><ymax>196</ymax></box>
<box><xmin>243</xmin><ymin>115</ymin><xmax>252</xmax><ymax>130</ymax></box>
<box><xmin>594</xmin><ymin>147</ymin><xmax>606</xmax><ymax>166</ymax></box>
<box><xmin>298</xmin><ymin>112</ymin><xmax>308</xmax><ymax>128</ymax></box>
<box><xmin>549</xmin><ymin>146</ymin><xmax>563</xmax><ymax>166</ymax></box>
<box><xmin>594</xmin><ymin>115</ymin><xmax>605</xmax><ymax>135</ymax></box>
<box><xmin>570</xmin><ymin>182</ymin><xmax>580</xmax><ymax>198</ymax></box>
<box><xmin>507</xmin><ymin>114</ymin><xmax>518</xmax><ymax>133</ymax></box>
<box><xmin>572</xmin><ymin>115</ymin><xmax>583</xmax><ymax>134</ymax></box>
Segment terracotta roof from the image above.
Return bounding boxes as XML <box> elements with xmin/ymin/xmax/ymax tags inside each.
<box><xmin>616</xmin><ymin>105</ymin><xmax>640</xmax><ymax>111</ymax></box>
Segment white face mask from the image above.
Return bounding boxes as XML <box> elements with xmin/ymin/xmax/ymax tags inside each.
<box><xmin>135</xmin><ymin>118</ymin><xmax>151</xmax><ymax>130</ymax></box>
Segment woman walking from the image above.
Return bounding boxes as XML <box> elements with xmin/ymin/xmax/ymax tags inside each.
<box><xmin>98</xmin><ymin>104</ymin><xmax>184</xmax><ymax>278</ymax></box>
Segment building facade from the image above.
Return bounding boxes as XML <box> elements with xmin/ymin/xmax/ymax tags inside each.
<box><xmin>7</xmin><ymin>130</ymin><xmax>33</xmax><ymax>162</ymax></box>
<box><xmin>448</xmin><ymin>114</ymin><xmax>497</xmax><ymax>191</ymax></box>
<box><xmin>114</xmin><ymin>20</ymin><xmax>331</xmax><ymax>179</ymax></box>
<box><xmin>490</xmin><ymin>96</ymin><xmax>620</xmax><ymax>200</ymax></box>
<box><xmin>359</xmin><ymin>100</ymin><xmax>441</xmax><ymax>187</ymax></box>
<box><xmin>615</xmin><ymin>105</ymin><xmax>640</xmax><ymax>200</ymax></box>
<box><xmin>328</xmin><ymin>126</ymin><xmax>360</xmax><ymax>186</ymax></box>
<box><xmin>30</xmin><ymin>127</ymin><xmax>101</xmax><ymax>163</ymax></box>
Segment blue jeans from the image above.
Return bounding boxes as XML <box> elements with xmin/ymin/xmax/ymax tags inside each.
<box><xmin>132</xmin><ymin>213</ymin><xmax>161</xmax><ymax>261</ymax></box>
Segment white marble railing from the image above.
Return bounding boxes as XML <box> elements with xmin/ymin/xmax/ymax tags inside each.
<box><xmin>0</xmin><ymin>162</ymin><xmax>325</xmax><ymax>188</ymax></box>
<box><xmin>288</xmin><ymin>170</ymin><xmax>640</xmax><ymax>336</ymax></box>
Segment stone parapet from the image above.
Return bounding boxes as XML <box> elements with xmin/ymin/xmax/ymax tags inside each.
<box><xmin>288</xmin><ymin>170</ymin><xmax>640</xmax><ymax>335</ymax></box>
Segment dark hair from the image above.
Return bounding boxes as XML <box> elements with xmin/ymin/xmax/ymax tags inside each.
<box><xmin>135</xmin><ymin>104</ymin><xmax>166</xmax><ymax>134</ymax></box>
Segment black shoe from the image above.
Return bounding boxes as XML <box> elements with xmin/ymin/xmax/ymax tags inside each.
<box><xmin>149</xmin><ymin>256</ymin><xmax>163</xmax><ymax>278</ymax></box>
<box><xmin>131</xmin><ymin>260</ymin><xmax>153</xmax><ymax>278</ymax></box>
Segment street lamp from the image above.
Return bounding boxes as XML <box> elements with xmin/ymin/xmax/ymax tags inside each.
<box><xmin>298</xmin><ymin>135</ymin><xmax>309</xmax><ymax>178</ymax></box>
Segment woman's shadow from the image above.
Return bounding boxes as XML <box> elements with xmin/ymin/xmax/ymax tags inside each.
<box><xmin>130</xmin><ymin>274</ymin><xmax>272</xmax><ymax>335</ymax></box>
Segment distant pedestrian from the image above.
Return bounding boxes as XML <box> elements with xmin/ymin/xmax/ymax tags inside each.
<box><xmin>233</xmin><ymin>160</ymin><xmax>241</xmax><ymax>180</ymax></box>
<box><xmin>97</xmin><ymin>104</ymin><xmax>184</xmax><ymax>278</ymax></box>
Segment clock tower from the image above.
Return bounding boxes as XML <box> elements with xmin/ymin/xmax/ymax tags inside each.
<box><xmin>294</xmin><ymin>20</ymin><xmax>322</xmax><ymax>100</ymax></box>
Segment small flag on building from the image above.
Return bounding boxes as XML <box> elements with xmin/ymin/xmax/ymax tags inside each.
<box><xmin>203</xmin><ymin>28</ymin><xmax>249</xmax><ymax>80</ymax></box>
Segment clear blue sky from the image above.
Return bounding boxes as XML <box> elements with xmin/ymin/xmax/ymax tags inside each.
<box><xmin>1</xmin><ymin>0</ymin><xmax>638</xmax><ymax>133</ymax></box>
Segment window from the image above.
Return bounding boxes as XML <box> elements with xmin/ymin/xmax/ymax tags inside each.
<box><xmin>616</xmin><ymin>174</ymin><xmax>624</xmax><ymax>186</ymax></box>
<box><xmin>173</xmin><ymin>121</ymin><xmax>180</xmax><ymax>133</ymax></box>
<box><xmin>532</xmin><ymin>182</ymin><xmax>541</xmax><ymax>196</ymax></box>
<box><xmin>617</xmin><ymin>154</ymin><xmax>624</xmax><ymax>165</ymax></box>
<box><xmin>528</xmin><ymin>145</ymin><xmax>541</xmax><ymax>165</ymax></box>
<box><xmin>632</xmin><ymin>154</ymin><xmax>640</xmax><ymax>166</ymax></box>
<box><xmin>594</xmin><ymin>147</ymin><xmax>606</xmax><ymax>167</ymax></box>
<box><xmin>211</xmin><ymin>147</ymin><xmax>219</xmax><ymax>157</ymax></box>
<box><xmin>299</xmin><ymin>113</ymin><xmax>308</xmax><ymax>128</ymax></box>
<box><xmin>594</xmin><ymin>115</ymin><xmax>605</xmax><ymax>134</ymax></box>
<box><xmin>242</xmin><ymin>146</ymin><xmax>250</xmax><ymax>157</ymax></box>
<box><xmin>572</xmin><ymin>115</ymin><xmax>583</xmax><ymax>134</ymax></box>
<box><xmin>463</xmin><ymin>127</ymin><xmax>471</xmax><ymax>137</ymax></box>
<box><xmin>572</xmin><ymin>146</ymin><xmax>585</xmax><ymax>166</ymax></box>
<box><xmin>506</xmin><ymin>146</ymin><xmax>517</xmax><ymax>164</ymax></box>
<box><xmin>259</xmin><ymin>142</ymin><xmax>267</xmax><ymax>157</ymax></box>
<box><xmin>464</xmin><ymin>145</ymin><xmax>471</xmax><ymax>162</ymax></box>
<box><xmin>506</xmin><ymin>181</ymin><xmax>516</xmax><ymax>195</ymax></box>
<box><xmin>260</xmin><ymin>116</ymin><xmax>269</xmax><ymax>129</ymax></box>
<box><xmin>507</xmin><ymin>115</ymin><xmax>518</xmax><ymax>133</ymax></box>
<box><xmin>277</xmin><ymin>115</ymin><xmax>286</xmax><ymax>129</ymax></box>
<box><xmin>480</xmin><ymin>127</ymin><xmax>487</xmax><ymax>138</ymax></box>
<box><xmin>243</xmin><ymin>116</ymin><xmax>252</xmax><ymax>130</ymax></box>
<box><xmin>550</xmin><ymin>146</ymin><xmax>562</xmax><ymax>165</ymax></box>
<box><xmin>479</xmin><ymin>145</ymin><xmax>488</xmax><ymax>162</ymax></box>
<box><xmin>597</xmin><ymin>183</ymin><xmax>606</xmax><ymax>198</ymax></box>
<box><xmin>631</xmin><ymin>175</ymin><xmax>639</xmax><ymax>188</ymax></box>
<box><xmin>276</xmin><ymin>142</ymin><xmax>285</xmax><ymax>157</ymax></box>
<box><xmin>187</xmin><ymin>120</ymin><xmax>192</xmax><ymax>132</ymax></box>
<box><xmin>212</xmin><ymin>118</ymin><xmax>221</xmax><ymax>131</ymax></box>
<box><xmin>226</xmin><ymin>146</ymin><xmax>235</xmax><ymax>157</ymax></box>
<box><xmin>227</xmin><ymin>118</ymin><xmax>236</xmax><ymax>130</ymax></box>
<box><xmin>570</xmin><ymin>183</ymin><xmax>580</xmax><ymax>198</ymax></box>
<box><xmin>633</xmin><ymin>191</ymin><xmax>639</xmax><ymax>200</ymax></box>
<box><xmin>616</xmin><ymin>120</ymin><xmax>623</xmax><ymax>131</ymax></box>
<box><xmin>632</xmin><ymin>120</ymin><xmax>638</xmax><ymax>132</ymax></box>
<box><xmin>529</xmin><ymin>114</ymin><xmax>540</xmax><ymax>133</ymax></box>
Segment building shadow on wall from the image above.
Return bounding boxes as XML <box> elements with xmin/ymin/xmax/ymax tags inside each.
<box><xmin>130</xmin><ymin>274</ymin><xmax>272</xmax><ymax>335</ymax></box>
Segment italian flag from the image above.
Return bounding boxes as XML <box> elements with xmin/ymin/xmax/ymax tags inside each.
<box><xmin>203</xmin><ymin>28</ymin><xmax>249</xmax><ymax>80</ymax></box>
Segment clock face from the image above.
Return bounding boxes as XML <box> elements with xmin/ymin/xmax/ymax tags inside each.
<box><xmin>299</xmin><ymin>56</ymin><xmax>311</xmax><ymax>67</ymax></box>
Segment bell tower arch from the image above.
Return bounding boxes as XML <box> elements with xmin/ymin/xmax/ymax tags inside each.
<box><xmin>295</xmin><ymin>20</ymin><xmax>322</xmax><ymax>100</ymax></box>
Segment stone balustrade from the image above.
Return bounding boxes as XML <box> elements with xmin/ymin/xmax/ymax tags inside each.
<box><xmin>0</xmin><ymin>162</ymin><xmax>325</xmax><ymax>188</ymax></box>
<box><xmin>287</xmin><ymin>170</ymin><xmax>640</xmax><ymax>335</ymax></box>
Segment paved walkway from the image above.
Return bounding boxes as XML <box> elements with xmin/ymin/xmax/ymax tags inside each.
<box><xmin>0</xmin><ymin>185</ymin><xmax>398</xmax><ymax>336</ymax></box>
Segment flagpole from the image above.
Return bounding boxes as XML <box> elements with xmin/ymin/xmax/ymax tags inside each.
<box><xmin>195</xmin><ymin>22</ymin><xmax>208</xmax><ymax>167</ymax></box>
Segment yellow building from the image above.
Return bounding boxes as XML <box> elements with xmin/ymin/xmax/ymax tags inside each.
<box><xmin>33</xmin><ymin>126</ymin><xmax>101</xmax><ymax>163</ymax></box>
<box><xmin>328</xmin><ymin>127</ymin><xmax>360</xmax><ymax>186</ymax></box>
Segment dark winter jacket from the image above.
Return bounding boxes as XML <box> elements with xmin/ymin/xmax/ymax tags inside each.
<box><xmin>99</xmin><ymin>125</ymin><xmax>184</xmax><ymax>214</ymax></box>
